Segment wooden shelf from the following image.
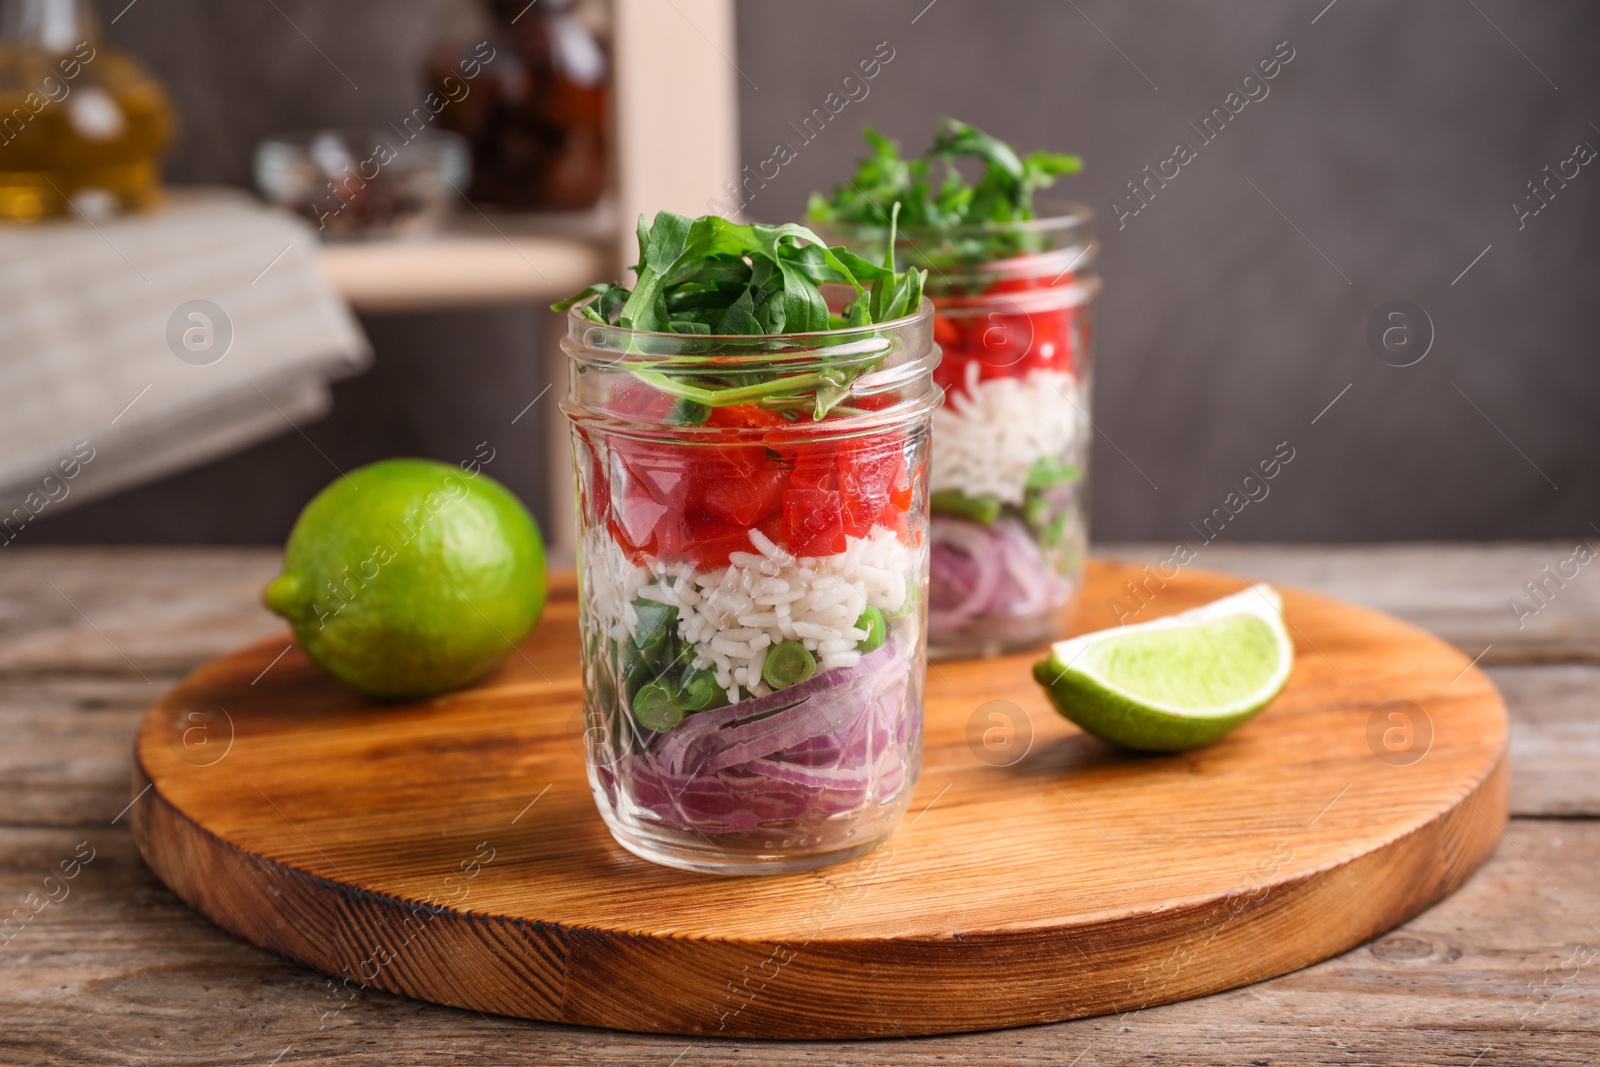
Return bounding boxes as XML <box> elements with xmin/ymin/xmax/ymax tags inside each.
<box><xmin>319</xmin><ymin>201</ymin><xmax>614</xmax><ymax>314</ymax></box>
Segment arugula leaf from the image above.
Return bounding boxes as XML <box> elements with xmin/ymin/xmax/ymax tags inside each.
<box><xmin>932</xmin><ymin>119</ymin><xmax>1027</xmax><ymax>185</ymax></box>
<box><xmin>551</xmin><ymin>282</ymin><xmax>625</xmax><ymax>324</ymax></box>
<box><xmin>806</xmin><ymin>118</ymin><xmax>1083</xmax><ymax>265</ymax></box>
<box><xmin>617</xmin><ymin>210</ymin><xmax>694</xmax><ymax>331</ymax></box>
<box><xmin>550</xmin><ymin>210</ymin><xmax>928</xmax><ymax>419</ymax></box>
<box><xmin>553</xmin><ymin>213</ymin><xmax>921</xmax><ymax>338</ymax></box>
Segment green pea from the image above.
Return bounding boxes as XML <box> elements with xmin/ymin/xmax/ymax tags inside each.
<box><xmin>632</xmin><ymin>681</ymin><xmax>684</xmax><ymax>732</ymax></box>
<box><xmin>762</xmin><ymin>641</ymin><xmax>817</xmax><ymax>690</ymax></box>
<box><xmin>855</xmin><ymin>606</ymin><xmax>887</xmax><ymax>652</ymax></box>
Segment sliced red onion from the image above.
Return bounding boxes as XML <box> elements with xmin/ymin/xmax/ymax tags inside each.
<box><xmin>696</xmin><ymin>646</ymin><xmax>901</xmax><ymax>773</ymax></box>
<box><xmin>929</xmin><ymin>515</ymin><xmax>1068</xmax><ymax>640</ymax></box>
<box><xmin>615</xmin><ymin>636</ymin><xmax>913</xmax><ymax>833</ymax></box>
<box><xmin>652</xmin><ymin>637</ymin><xmax>898</xmax><ymax>773</ymax></box>
<box><xmin>747</xmin><ymin>757</ymin><xmax>876</xmax><ymax>787</ymax></box>
<box><xmin>700</xmin><ymin>677</ymin><xmax>878</xmax><ymax>773</ymax></box>
<box><xmin>927</xmin><ymin>518</ymin><xmax>1003</xmax><ymax>632</ymax></box>
<box><xmin>996</xmin><ymin>518</ymin><xmax>1057</xmax><ymax>614</ymax></box>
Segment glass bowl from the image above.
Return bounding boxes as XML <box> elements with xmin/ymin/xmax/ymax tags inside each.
<box><xmin>254</xmin><ymin>127</ymin><xmax>469</xmax><ymax>241</ymax></box>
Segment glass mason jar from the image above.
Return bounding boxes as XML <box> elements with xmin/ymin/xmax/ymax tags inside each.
<box><xmin>561</xmin><ymin>294</ymin><xmax>939</xmax><ymax>875</ymax></box>
<box><xmin>816</xmin><ymin>204</ymin><xmax>1099</xmax><ymax>659</ymax></box>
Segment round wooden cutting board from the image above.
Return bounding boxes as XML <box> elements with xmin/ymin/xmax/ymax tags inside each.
<box><xmin>130</xmin><ymin>561</ymin><xmax>1508</xmax><ymax>1039</ymax></box>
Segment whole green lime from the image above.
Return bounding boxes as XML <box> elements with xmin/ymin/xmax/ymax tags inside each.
<box><xmin>263</xmin><ymin>459</ymin><xmax>545</xmax><ymax>700</ymax></box>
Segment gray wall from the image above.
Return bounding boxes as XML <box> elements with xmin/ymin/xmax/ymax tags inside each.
<box><xmin>735</xmin><ymin>0</ymin><xmax>1600</xmax><ymax>543</ymax></box>
<box><xmin>30</xmin><ymin>0</ymin><xmax>1600</xmax><ymax>545</ymax></box>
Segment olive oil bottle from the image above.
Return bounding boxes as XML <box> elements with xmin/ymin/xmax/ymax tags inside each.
<box><xmin>0</xmin><ymin>0</ymin><xmax>172</xmax><ymax>221</ymax></box>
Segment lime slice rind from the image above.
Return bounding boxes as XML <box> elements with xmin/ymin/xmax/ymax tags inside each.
<box><xmin>1048</xmin><ymin>585</ymin><xmax>1292</xmax><ymax>718</ymax></box>
<box><xmin>1034</xmin><ymin>583</ymin><xmax>1294</xmax><ymax>751</ymax></box>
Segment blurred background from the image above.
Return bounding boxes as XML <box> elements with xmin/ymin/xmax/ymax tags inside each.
<box><xmin>11</xmin><ymin>0</ymin><xmax>1599</xmax><ymax>549</ymax></box>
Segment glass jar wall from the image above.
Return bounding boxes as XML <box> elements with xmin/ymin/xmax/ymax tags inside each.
<box><xmin>561</xmin><ymin>295</ymin><xmax>939</xmax><ymax>874</ymax></box>
<box><xmin>817</xmin><ymin>205</ymin><xmax>1099</xmax><ymax>659</ymax></box>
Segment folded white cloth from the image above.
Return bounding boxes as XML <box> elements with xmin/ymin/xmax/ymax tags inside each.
<box><xmin>0</xmin><ymin>187</ymin><xmax>369</xmax><ymax>526</ymax></box>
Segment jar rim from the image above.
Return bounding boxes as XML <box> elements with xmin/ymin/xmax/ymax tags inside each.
<box><xmin>562</xmin><ymin>294</ymin><xmax>941</xmax><ymax>437</ymax></box>
<box><xmin>809</xmin><ymin>199</ymin><xmax>1095</xmax><ymax>286</ymax></box>
<box><xmin>809</xmin><ymin>197</ymin><xmax>1094</xmax><ymax>243</ymax></box>
<box><xmin>563</xmin><ymin>294</ymin><xmax>936</xmax><ymax>360</ymax></box>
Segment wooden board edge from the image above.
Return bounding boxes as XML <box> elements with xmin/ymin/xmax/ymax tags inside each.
<box><xmin>127</xmin><ymin>735</ymin><xmax>1509</xmax><ymax>1040</ymax></box>
<box><xmin>127</xmin><ymin>757</ymin><xmax>575</xmax><ymax>1022</ymax></box>
<box><xmin>555</xmin><ymin>743</ymin><xmax>1512</xmax><ymax>1037</ymax></box>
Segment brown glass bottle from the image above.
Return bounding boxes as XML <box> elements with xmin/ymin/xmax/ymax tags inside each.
<box><xmin>430</xmin><ymin>0</ymin><xmax>607</xmax><ymax>211</ymax></box>
<box><xmin>0</xmin><ymin>0</ymin><xmax>172</xmax><ymax>221</ymax></box>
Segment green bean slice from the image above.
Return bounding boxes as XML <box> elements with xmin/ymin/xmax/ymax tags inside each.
<box><xmin>931</xmin><ymin>489</ymin><xmax>1001</xmax><ymax>524</ymax></box>
<box><xmin>854</xmin><ymin>606</ymin><xmax>887</xmax><ymax>652</ymax></box>
<box><xmin>632</xmin><ymin>681</ymin><xmax>684</xmax><ymax>732</ymax></box>
<box><xmin>762</xmin><ymin>640</ymin><xmax>817</xmax><ymax>690</ymax></box>
<box><xmin>677</xmin><ymin>666</ymin><xmax>726</xmax><ymax>712</ymax></box>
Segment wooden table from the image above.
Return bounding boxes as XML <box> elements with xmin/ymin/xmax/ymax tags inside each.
<box><xmin>4</xmin><ymin>544</ymin><xmax>1596</xmax><ymax>1065</ymax></box>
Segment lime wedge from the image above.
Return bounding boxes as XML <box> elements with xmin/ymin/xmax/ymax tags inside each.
<box><xmin>1032</xmin><ymin>584</ymin><xmax>1294</xmax><ymax>751</ymax></box>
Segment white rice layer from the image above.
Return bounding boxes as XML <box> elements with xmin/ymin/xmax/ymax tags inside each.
<box><xmin>932</xmin><ymin>362</ymin><xmax>1084</xmax><ymax>505</ymax></box>
<box><xmin>582</xmin><ymin>525</ymin><xmax>912</xmax><ymax>703</ymax></box>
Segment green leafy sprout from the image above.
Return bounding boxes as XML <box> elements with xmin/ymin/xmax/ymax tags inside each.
<box><xmin>806</xmin><ymin>118</ymin><xmax>1083</xmax><ymax>268</ymax></box>
<box><xmin>552</xmin><ymin>208</ymin><xmax>928</xmax><ymax>420</ymax></box>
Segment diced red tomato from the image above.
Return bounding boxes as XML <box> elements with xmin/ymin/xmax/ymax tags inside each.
<box><xmin>690</xmin><ymin>442</ymin><xmax>766</xmax><ymax>486</ymax></box>
<box><xmin>931</xmin><ymin>276</ymin><xmax>1079</xmax><ymax>397</ymax></box>
<box><xmin>838</xmin><ymin>445</ymin><xmax>900</xmax><ymax>537</ymax></box>
<box><xmin>702</xmin><ymin>469</ymin><xmax>785</xmax><ymax>527</ymax></box>
<box><xmin>605</xmin><ymin>378</ymin><xmax>677</xmax><ymax>421</ymax></box>
<box><xmin>705</xmin><ymin>404</ymin><xmax>790</xmax><ymax>431</ymax></box>
<box><xmin>987</xmin><ymin>272</ymin><xmax>1073</xmax><ymax>294</ymax></box>
<box><xmin>755</xmin><ymin>512</ymin><xmax>783</xmax><ymax>549</ymax></box>
<box><xmin>592</xmin><ymin>394</ymin><xmax>921</xmax><ymax>568</ymax></box>
<box><xmin>631</xmin><ymin>460</ymin><xmax>692</xmax><ymax>511</ymax></box>
<box><xmin>611</xmin><ymin>439</ymin><xmax>685</xmax><ymax>501</ymax></box>
<box><xmin>682</xmin><ymin>516</ymin><xmax>759</xmax><ymax>568</ymax></box>
<box><xmin>786</xmin><ymin>439</ymin><xmax>840</xmax><ymax>492</ymax></box>
<box><xmin>888</xmin><ymin>453</ymin><xmax>914</xmax><ymax>514</ymax></box>
<box><xmin>613</xmin><ymin>483</ymin><xmax>673</xmax><ymax>558</ymax></box>
<box><xmin>783</xmin><ymin>486</ymin><xmax>847</xmax><ymax>557</ymax></box>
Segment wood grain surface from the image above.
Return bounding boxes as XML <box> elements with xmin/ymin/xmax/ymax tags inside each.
<box><xmin>1106</xmin><ymin>542</ymin><xmax>1600</xmax><ymax>667</ymax></box>
<box><xmin>4</xmin><ymin>545</ymin><xmax>1594</xmax><ymax>1064</ymax></box>
<box><xmin>126</xmin><ymin>562</ymin><xmax>1507</xmax><ymax>1039</ymax></box>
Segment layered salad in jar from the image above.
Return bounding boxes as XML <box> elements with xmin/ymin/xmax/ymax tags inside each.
<box><xmin>810</xmin><ymin>121</ymin><xmax>1098</xmax><ymax>658</ymax></box>
<box><xmin>555</xmin><ymin>210</ymin><xmax>937</xmax><ymax>874</ymax></box>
